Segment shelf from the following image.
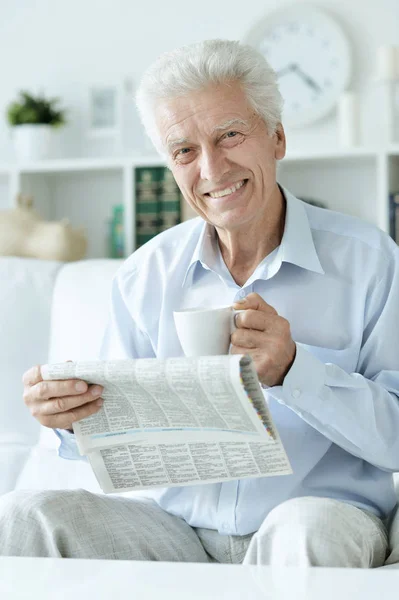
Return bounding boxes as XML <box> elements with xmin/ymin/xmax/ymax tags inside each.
<box><xmin>18</xmin><ymin>157</ymin><xmax>128</xmax><ymax>174</ymax></box>
<box><xmin>283</xmin><ymin>147</ymin><xmax>380</xmax><ymax>163</ymax></box>
<box><xmin>0</xmin><ymin>155</ymin><xmax>165</xmax><ymax>175</ymax></box>
<box><xmin>387</xmin><ymin>145</ymin><xmax>399</xmax><ymax>156</ymax></box>
<box><xmin>0</xmin><ymin>146</ymin><xmax>396</xmax><ymax>258</ymax></box>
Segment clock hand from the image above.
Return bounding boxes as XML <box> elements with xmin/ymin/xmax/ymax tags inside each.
<box><xmin>293</xmin><ymin>64</ymin><xmax>323</xmax><ymax>93</ymax></box>
<box><xmin>276</xmin><ymin>63</ymin><xmax>297</xmax><ymax>78</ymax></box>
<box><xmin>276</xmin><ymin>63</ymin><xmax>323</xmax><ymax>94</ymax></box>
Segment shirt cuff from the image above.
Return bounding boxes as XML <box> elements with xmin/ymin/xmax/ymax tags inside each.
<box><xmin>54</xmin><ymin>428</ymin><xmax>87</xmax><ymax>462</ymax></box>
<box><xmin>267</xmin><ymin>343</ymin><xmax>326</xmax><ymax>414</ymax></box>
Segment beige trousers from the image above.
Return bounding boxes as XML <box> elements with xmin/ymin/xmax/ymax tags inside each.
<box><xmin>0</xmin><ymin>490</ymin><xmax>388</xmax><ymax>567</ymax></box>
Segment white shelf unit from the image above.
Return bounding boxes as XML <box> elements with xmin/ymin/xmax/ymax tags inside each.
<box><xmin>0</xmin><ymin>147</ymin><xmax>398</xmax><ymax>259</ymax></box>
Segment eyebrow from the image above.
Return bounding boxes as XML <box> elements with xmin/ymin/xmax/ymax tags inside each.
<box><xmin>166</xmin><ymin>118</ymin><xmax>250</xmax><ymax>153</ymax></box>
<box><xmin>211</xmin><ymin>118</ymin><xmax>249</xmax><ymax>133</ymax></box>
<box><xmin>167</xmin><ymin>137</ymin><xmax>190</xmax><ymax>152</ymax></box>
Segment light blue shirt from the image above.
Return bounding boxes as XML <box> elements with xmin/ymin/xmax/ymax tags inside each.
<box><xmin>57</xmin><ymin>186</ymin><xmax>399</xmax><ymax>535</ymax></box>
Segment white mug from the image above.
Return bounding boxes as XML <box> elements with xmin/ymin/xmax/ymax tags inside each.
<box><xmin>173</xmin><ymin>305</ymin><xmax>243</xmax><ymax>357</ymax></box>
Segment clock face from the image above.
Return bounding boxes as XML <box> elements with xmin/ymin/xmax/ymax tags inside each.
<box><xmin>244</xmin><ymin>5</ymin><xmax>352</xmax><ymax>128</ymax></box>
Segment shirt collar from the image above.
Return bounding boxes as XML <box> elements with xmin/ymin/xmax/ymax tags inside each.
<box><xmin>182</xmin><ymin>185</ymin><xmax>324</xmax><ymax>288</ymax></box>
<box><xmin>280</xmin><ymin>186</ymin><xmax>325</xmax><ymax>275</ymax></box>
<box><xmin>181</xmin><ymin>221</ymin><xmax>216</xmax><ymax>288</ymax></box>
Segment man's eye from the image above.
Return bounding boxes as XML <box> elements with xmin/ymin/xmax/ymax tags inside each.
<box><xmin>225</xmin><ymin>131</ymin><xmax>238</xmax><ymax>138</ymax></box>
<box><xmin>174</xmin><ymin>147</ymin><xmax>194</xmax><ymax>164</ymax></box>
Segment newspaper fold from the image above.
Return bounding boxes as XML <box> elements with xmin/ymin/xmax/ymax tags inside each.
<box><xmin>42</xmin><ymin>355</ymin><xmax>292</xmax><ymax>493</ymax></box>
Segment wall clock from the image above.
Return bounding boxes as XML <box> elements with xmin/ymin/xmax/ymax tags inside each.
<box><xmin>243</xmin><ymin>4</ymin><xmax>352</xmax><ymax>128</ymax></box>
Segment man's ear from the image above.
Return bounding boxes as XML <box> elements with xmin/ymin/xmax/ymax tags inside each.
<box><xmin>274</xmin><ymin>123</ymin><xmax>286</xmax><ymax>160</ymax></box>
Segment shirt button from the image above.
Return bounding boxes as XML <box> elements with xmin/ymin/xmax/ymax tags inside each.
<box><xmin>292</xmin><ymin>389</ymin><xmax>301</xmax><ymax>399</ymax></box>
<box><xmin>239</xmin><ymin>290</ymin><xmax>246</xmax><ymax>298</ymax></box>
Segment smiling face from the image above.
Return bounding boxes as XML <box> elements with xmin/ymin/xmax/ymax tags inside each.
<box><xmin>155</xmin><ymin>81</ymin><xmax>286</xmax><ymax>233</ymax></box>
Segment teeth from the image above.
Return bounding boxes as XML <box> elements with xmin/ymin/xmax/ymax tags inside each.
<box><xmin>209</xmin><ymin>180</ymin><xmax>245</xmax><ymax>198</ymax></box>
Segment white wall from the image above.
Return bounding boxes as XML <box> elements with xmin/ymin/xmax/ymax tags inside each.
<box><xmin>0</xmin><ymin>0</ymin><xmax>398</xmax><ymax>161</ymax></box>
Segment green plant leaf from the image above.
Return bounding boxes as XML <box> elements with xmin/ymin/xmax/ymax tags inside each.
<box><xmin>5</xmin><ymin>90</ymin><xmax>67</xmax><ymax>127</ymax></box>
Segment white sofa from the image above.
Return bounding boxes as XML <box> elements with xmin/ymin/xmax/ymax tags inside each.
<box><xmin>0</xmin><ymin>256</ymin><xmax>122</xmax><ymax>495</ymax></box>
<box><xmin>0</xmin><ymin>256</ymin><xmax>398</xmax><ymax>567</ymax></box>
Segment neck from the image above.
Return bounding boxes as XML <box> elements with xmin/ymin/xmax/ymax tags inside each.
<box><xmin>215</xmin><ymin>184</ymin><xmax>286</xmax><ymax>287</ymax></box>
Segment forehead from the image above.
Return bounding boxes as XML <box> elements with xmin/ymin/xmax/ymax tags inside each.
<box><xmin>155</xmin><ymin>82</ymin><xmax>254</xmax><ymax>145</ymax></box>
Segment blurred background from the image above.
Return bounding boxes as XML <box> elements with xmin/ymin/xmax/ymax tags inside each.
<box><xmin>0</xmin><ymin>0</ymin><xmax>398</xmax><ymax>259</ymax></box>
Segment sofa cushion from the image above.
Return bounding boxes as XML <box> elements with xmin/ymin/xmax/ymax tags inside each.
<box><xmin>0</xmin><ymin>257</ymin><xmax>62</xmax><ymax>494</ymax></box>
<box><xmin>48</xmin><ymin>258</ymin><xmax>123</xmax><ymax>362</ymax></box>
<box><xmin>0</xmin><ymin>257</ymin><xmax>61</xmax><ymax>443</ymax></box>
<box><xmin>15</xmin><ymin>446</ymin><xmax>102</xmax><ymax>493</ymax></box>
<box><xmin>42</xmin><ymin>258</ymin><xmax>122</xmax><ymax>450</ymax></box>
<box><xmin>16</xmin><ymin>259</ymin><xmax>123</xmax><ymax>492</ymax></box>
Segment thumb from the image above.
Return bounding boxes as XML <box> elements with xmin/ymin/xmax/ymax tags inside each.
<box><xmin>233</xmin><ymin>292</ymin><xmax>271</xmax><ymax>312</ymax></box>
<box><xmin>233</xmin><ymin>292</ymin><xmax>269</xmax><ymax>310</ymax></box>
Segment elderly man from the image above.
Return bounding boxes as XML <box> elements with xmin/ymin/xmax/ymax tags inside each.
<box><xmin>1</xmin><ymin>39</ymin><xmax>399</xmax><ymax>568</ymax></box>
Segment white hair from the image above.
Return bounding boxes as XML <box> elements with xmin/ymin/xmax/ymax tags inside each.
<box><xmin>135</xmin><ymin>39</ymin><xmax>284</xmax><ymax>158</ymax></box>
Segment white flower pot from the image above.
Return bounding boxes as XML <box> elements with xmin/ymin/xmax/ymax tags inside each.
<box><xmin>12</xmin><ymin>124</ymin><xmax>54</xmax><ymax>161</ymax></box>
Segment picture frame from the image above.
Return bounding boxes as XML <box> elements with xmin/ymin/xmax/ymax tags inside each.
<box><xmin>86</xmin><ymin>82</ymin><xmax>124</xmax><ymax>140</ymax></box>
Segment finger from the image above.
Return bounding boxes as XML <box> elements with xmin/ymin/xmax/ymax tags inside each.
<box><xmin>23</xmin><ymin>361</ymin><xmax>74</xmax><ymax>387</ymax></box>
<box><xmin>230</xmin><ymin>344</ymin><xmax>255</xmax><ymax>358</ymax></box>
<box><xmin>39</xmin><ymin>386</ymin><xmax>104</xmax><ymax>416</ymax></box>
<box><xmin>231</xmin><ymin>328</ymin><xmax>263</xmax><ymax>349</ymax></box>
<box><xmin>22</xmin><ymin>365</ymin><xmax>43</xmax><ymax>387</ymax></box>
<box><xmin>234</xmin><ymin>309</ymin><xmax>269</xmax><ymax>332</ymax></box>
<box><xmin>30</xmin><ymin>379</ymin><xmax>92</xmax><ymax>402</ymax></box>
<box><xmin>41</xmin><ymin>398</ymin><xmax>104</xmax><ymax>430</ymax></box>
<box><xmin>233</xmin><ymin>293</ymin><xmax>277</xmax><ymax>315</ymax></box>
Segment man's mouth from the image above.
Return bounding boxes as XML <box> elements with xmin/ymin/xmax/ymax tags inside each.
<box><xmin>206</xmin><ymin>179</ymin><xmax>247</xmax><ymax>199</ymax></box>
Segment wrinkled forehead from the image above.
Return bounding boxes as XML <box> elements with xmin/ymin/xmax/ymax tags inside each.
<box><xmin>154</xmin><ymin>83</ymin><xmax>256</xmax><ymax>148</ymax></box>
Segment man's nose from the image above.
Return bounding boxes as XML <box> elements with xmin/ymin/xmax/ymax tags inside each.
<box><xmin>199</xmin><ymin>147</ymin><xmax>229</xmax><ymax>182</ymax></box>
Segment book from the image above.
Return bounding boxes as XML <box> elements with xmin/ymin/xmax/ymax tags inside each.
<box><xmin>135</xmin><ymin>167</ymin><xmax>163</xmax><ymax>247</ymax></box>
<box><xmin>135</xmin><ymin>166</ymin><xmax>198</xmax><ymax>248</ymax></box>
<box><xmin>389</xmin><ymin>192</ymin><xmax>399</xmax><ymax>244</ymax></box>
<box><xmin>41</xmin><ymin>355</ymin><xmax>292</xmax><ymax>494</ymax></box>
<box><xmin>109</xmin><ymin>204</ymin><xmax>124</xmax><ymax>258</ymax></box>
<box><xmin>158</xmin><ymin>168</ymin><xmax>181</xmax><ymax>232</ymax></box>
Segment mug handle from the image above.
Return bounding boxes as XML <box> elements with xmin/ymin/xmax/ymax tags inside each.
<box><xmin>230</xmin><ymin>308</ymin><xmax>246</xmax><ymax>334</ymax></box>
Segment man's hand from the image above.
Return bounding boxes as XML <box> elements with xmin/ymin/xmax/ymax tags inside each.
<box><xmin>22</xmin><ymin>364</ymin><xmax>104</xmax><ymax>431</ymax></box>
<box><xmin>231</xmin><ymin>293</ymin><xmax>296</xmax><ymax>387</ymax></box>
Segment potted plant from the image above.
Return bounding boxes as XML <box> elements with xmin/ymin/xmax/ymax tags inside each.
<box><xmin>6</xmin><ymin>90</ymin><xmax>67</xmax><ymax>161</ymax></box>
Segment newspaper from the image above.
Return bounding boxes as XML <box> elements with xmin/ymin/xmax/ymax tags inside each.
<box><xmin>41</xmin><ymin>355</ymin><xmax>292</xmax><ymax>493</ymax></box>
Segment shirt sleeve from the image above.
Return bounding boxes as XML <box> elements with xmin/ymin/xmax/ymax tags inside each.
<box><xmin>268</xmin><ymin>242</ymin><xmax>399</xmax><ymax>472</ymax></box>
<box><xmin>55</xmin><ymin>428</ymin><xmax>88</xmax><ymax>461</ymax></box>
<box><xmin>56</xmin><ymin>269</ymin><xmax>154</xmax><ymax>461</ymax></box>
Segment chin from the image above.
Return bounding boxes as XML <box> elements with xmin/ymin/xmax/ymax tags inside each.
<box><xmin>212</xmin><ymin>212</ymin><xmax>254</xmax><ymax>231</ymax></box>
